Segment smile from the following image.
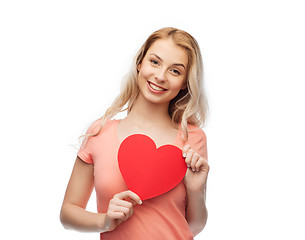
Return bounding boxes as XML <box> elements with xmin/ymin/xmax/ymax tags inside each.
<box><xmin>147</xmin><ymin>81</ymin><xmax>167</xmax><ymax>92</ymax></box>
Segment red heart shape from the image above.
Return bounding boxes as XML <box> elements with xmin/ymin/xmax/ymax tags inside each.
<box><xmin>118</xmin><ymin>134</ymin><xmax>187</xmax><ymax>200</ymax></box>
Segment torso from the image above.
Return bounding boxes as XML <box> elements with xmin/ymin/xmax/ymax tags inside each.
<box><xmin>77</xmin><ymin>118</ymin><xmax>206</xmax><ymax>239</ymax></box>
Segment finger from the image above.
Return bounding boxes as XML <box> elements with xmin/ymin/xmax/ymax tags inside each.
<box><xmin>190</xmin><ymin>152</ymin><xmax>201</xmax><ymax>171</ymax></box>
<box><xmin>194</xmin><ymin>157</ymin><xmax>204</xmax><ymax>172</ymax></box>
<box><xmin>110</xmin><ymin>197</ymin><xmax>133</xmax><ymax>209</ymax></box>
<box><xmin>129</xmin><ymin>199</ymin><xmax>139</xmax><ymax>207</ymax></box>
<box><xmin>185</xmin><ymin>148</ymin><xmax>194</xmax><ymax>167</ymax></box>
<box><xmin>125</xmin><ymin>190</ymin><xmax>142</xmax><ymax>205</ymax></box>
<box><xmin>107</xmin><ymin>211</ymin><xmax>126</xmax><ymax>221</ymax></box>
<box><xmin>114</xmin><ymin>190</ymin><xmax>142</xmax><ymax>205</ymax></box>
<box><xmin>110</xmin><ymin>206</ymin><xmax>132</xmax><ymax>221</ymax></box>
<box><xmin>108</xmin><ymin>198</ymin><xmax>134</xmax><ymax>218</ymax></box>
<box><xmin>182</xmin><ymin>144</ymin><xmax>191</xmax><ymax>158</ymax></box>
<box><xmin>200</xmin><ymin>157</ymin><xmax>210</xmax><ymax>172</ymax></box>
<box><xmin>129</xmin><ymin>207</ymin><xmax>134</xmax><ymax>217</ymax></box>
<box><xmin>116</xmin><ymin>206</ymin><xmax>132</xmax><ymax>220</ymax></box>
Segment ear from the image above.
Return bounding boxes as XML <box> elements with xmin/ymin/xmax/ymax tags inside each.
<box><xmin>137</xmin><ymin>63</ymin><xmax>141</xmax><ymax>72</ymax></box>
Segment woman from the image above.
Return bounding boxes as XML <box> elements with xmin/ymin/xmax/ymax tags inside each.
<box><xmin>60</xmin><ymin>27</ymin><xmax>209</xmax><ymax>239</ymax></box>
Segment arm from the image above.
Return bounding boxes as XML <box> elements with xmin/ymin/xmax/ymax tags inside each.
<box><xmin>183</xmin><ymin>145</ymin><xmax>209</xmax><ymax>236</ymax></box>
<box><xmin>60</xmin><ymin>157</ymin><xmax>105</xmax><ymax>232</ymax></box>
<box><xmin>185</xmin><ymin>181</ymin><xmax>208</xmax><ymax>236</ymax></box>
<box><xmin>60</xmin><ymin>157</ymin><xmax>142</xmax><ymax>233</ymax></box>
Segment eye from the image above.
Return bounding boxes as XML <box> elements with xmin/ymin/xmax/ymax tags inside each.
<box><xmin>171</xmin><ymin>69</ymin><xmax>181</xmax><ymax>75</ymax></box>
<box><xmin>150</xmin><ymin>59</ymin><xmax>159</xmax><ymax>65</ymax></box>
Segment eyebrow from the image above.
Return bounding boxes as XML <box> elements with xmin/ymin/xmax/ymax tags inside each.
<box><xmin>149</xmin><ymin>53</ymin><xmax>186</xmax><ymax>69</ymax></box>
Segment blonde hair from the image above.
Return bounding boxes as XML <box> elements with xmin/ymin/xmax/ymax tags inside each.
<box><xmin>81</xmin><ymin>27</ymin><xmax>208</xmax><ymax>145</ymax></box>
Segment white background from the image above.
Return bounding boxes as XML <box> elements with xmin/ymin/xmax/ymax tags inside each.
<box><xmin>1</xmin><ymin>0</ymin><xmax>304</xmax><ymax>239</ymax></box>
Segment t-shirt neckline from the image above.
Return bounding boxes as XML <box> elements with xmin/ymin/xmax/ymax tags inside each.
<box><xmin>113</xmin><ymin>119</ymin><xmax>181</xmax><ymax>148</ymax></box>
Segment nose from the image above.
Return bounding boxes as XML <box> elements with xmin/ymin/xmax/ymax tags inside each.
<box><xmin>154</xmin><ymin>68</ymin><xmax>166</xmax><ymax>82</ymax></box>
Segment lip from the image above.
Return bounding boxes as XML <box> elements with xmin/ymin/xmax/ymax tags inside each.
<box><xmin>147</xmin><ymin>81</ymin><xmax>167</xmax><ymax>94</ymax></box>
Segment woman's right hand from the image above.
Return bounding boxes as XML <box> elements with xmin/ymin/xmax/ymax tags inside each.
<box><xmin>103</xmin><ymin>190</ymin><xmax>142</xmax><ymax>232</ymax></box>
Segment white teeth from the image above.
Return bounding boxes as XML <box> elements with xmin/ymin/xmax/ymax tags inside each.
<box><xmin>149</xmin><ymin>82</ymin><xmax>165</xmax><ymax>91</ymax></box>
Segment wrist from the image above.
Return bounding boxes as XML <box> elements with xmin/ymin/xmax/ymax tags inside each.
<box><xmin>96</xmin><ymin>213</ymin><xmax>109</xmax><ymax>233</ymax></box>
<box><xmin>187</xmin><ymin>188</ymin><xmax>205</xmax><ymax>198</ymax></box>
<box><xmin>186</xmin><ymin>184</ymin><xmax>206</xmax><ymax>195</ymax></box>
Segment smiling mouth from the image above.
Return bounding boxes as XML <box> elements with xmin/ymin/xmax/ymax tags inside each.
<box><xmin>148</xmin><ymin>81</ymin><xmax>167</xmax><ymax>92</ymax></box>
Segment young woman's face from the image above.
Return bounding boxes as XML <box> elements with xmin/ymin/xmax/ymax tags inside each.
<box><xmin>137</xmin><ymin>38</ymin><xmax>188</xmax><ymax>106</ymax></box>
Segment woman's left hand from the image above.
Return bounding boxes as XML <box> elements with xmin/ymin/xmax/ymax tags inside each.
<box><xmin>182</xmin><ymin>145</ymin><xmax>209</xmax><ymax>192</ymax></box>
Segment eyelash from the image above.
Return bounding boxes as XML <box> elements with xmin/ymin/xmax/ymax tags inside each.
<box><xmin>172</xmin><ymin>69</ymin><xmax>181</xmax><ymax>75</ymax></box>
<box><xmin>150</xmin><ymin>59</ymin><xmax>159</xmax><ymax>65</ymax></box>
<box><xmin>150</xmin><ymin>59</ymin><xmax>181</xmax><ymax>75</ymax></box>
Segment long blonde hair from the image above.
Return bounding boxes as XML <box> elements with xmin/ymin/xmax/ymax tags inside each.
<box><xmin>81</xmin><ymin>27</ymin><xmax>208</xmax><ymax>145</ymax></box>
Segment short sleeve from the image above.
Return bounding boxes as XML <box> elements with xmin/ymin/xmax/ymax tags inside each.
<box><xmin>77</xmin><ymin>120</ymin><xmax>101</xmax><ymax>164</ymax></box>
<box><xmin>186</xmin><ymin>126</ymin><xmax>208</xmax><ymax>160</ymax></box>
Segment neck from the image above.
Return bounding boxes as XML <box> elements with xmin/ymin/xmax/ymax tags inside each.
<box><xmin>125</xmin><ymin>94</ymin><xmax>173</xmax><ymax>128</ymax></box>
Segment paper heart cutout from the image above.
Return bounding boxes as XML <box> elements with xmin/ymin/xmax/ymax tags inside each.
<box><xmin>118</xmin><ymin>134</ymin><xmax>187</xmax><ymax>200</ymax></box>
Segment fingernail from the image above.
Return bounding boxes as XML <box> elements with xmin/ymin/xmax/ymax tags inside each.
<box><xmin>139</xmin><ymin>200</ymin><xmax>142</xmax><ymax>205</ymax></box>
<box><xmin>183</xmin><ymin>153</ymin><xmax>186</xmax><ymax>158</ymax></box>
<box><xmin>187</xmin><ymin>165</ymin><xmax>190</xmax><ymax>168</ymax></box>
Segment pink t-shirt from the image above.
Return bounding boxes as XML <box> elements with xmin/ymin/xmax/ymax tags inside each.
<box><xmin>77</xmin><ymin>119</ymin><xmax>207</xmax><ymax>240</ymax></box>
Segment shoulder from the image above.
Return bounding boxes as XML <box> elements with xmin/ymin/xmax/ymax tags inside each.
<box><xmin>85</xmin><ymin>118</ymin><xmax>119</xmax><ymax>136</ymax></box>
<box><xmin>186</xmin><ymin>124</ymin><xmax>207</xmax><ymax>158</ymax></box>
<box><xmin>187</xmin><ymin>124</ymin><xmax>207</xmax><ymax>142</ymax></box>
<box><xmin>79</xmin><ymin>118</ymin><xmax>119</xmax><ymax>157</ymax></box>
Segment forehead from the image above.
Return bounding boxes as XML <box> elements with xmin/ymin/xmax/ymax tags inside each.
<box><xmin>147</xmin><ymin>38</ymin><xmax>188</xmax><ymax>66</ymax></box>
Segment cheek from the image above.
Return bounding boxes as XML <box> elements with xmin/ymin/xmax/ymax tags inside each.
<box><xmin>142</xmin><ymin>70</ymin><xmax>153</xmax><ymax>81</ymax></box>
<box><xmin>170</xmin><ymin>78</ymin><xmax>187</xmax><ymax>91</ymax></box>
<box><xmin>138</xmin><ymin>63</ymin><xmax>153</xmax><ymax>80</ymax></box>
